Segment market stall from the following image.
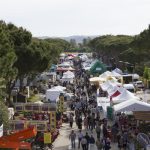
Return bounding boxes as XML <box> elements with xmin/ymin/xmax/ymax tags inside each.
<box><xmin>114</xmin><ymin>99</ymin><xmax>150</xmax><ymax>113</ymax></box>
<box><xmin>62</xmin><ymin>70</ymin><xmax>75</xmax><ymax>83</ymax></box>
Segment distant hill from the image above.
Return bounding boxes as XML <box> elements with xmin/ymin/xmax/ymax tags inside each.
<box><xmin>37</xmin><ymin>35</ymin><xmax>99</xmax><ymax>43</ymax></box>
<box><xmin>61</xmin><ymin>35</ymin><xmax>98</xmax><ymax>43</ymax></box>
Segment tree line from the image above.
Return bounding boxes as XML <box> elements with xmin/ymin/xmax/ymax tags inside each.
<box><xmin>88</xmin><ymin>25</ymin><xmax>150</xmax><ymax>75</ymax></box>
<box><xmin>0</xmin><ymin>20</ymin><xmax>70</xmax><ymax>106</ymax></box>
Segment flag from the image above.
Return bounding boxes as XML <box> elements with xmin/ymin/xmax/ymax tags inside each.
<box><xmin>0</xmin><ymin>124</ymin><xmax>3</xmax><ymax>137</ymax></box>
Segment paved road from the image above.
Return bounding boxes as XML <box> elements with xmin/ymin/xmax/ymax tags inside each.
<box><xmin>53</xmin><ymin>120</ymin><xmax>118</xmax><ymax>150</ymax></box>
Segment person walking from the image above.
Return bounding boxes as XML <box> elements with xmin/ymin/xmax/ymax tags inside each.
<box><xmin>89</xmin><ymin>134</ymin><xmax>95</xmax><ymax>150</ymax></box>
<box><xmin>96</xmin><ymin>124</ymin><xmax>101</xmax><ymax>139</ymax></box>
<box><xmin>104</xmin><ymin>137</ymin><xmax>111</xmax><ymax>150</ymax></box>
<box><xmin>69</xmin><ymin>113</ymin><xmax>74</xmax><ymax>128</ymax></box>
<box><xmin>85</xmin><ymin>132</ymin><xmax>90</xmax><ymax>150</ymax></box>
<box><xmin>78</xmin><ymin>130</ymin><xmax>83</xmax><ymax>149</ymax></box>
<box><xmin>69</xmin><ymin>130</ymin><xmax>76</xmax><ymax>149</ymax></box>
<box><xmin>81</xmin><ymin>136</ymin><xmax>87</xmax><ymax>150</ymax></box>
<box><xmin>96</xmin><ymin>138</ymin><xmax>104</xmax><ymax>150</ymax></box>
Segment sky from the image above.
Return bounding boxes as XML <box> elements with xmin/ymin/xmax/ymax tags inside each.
<box><xmin>0</xmin><ymin>0</ymin><xmax>150</xmax><ymax>37</ymax></box>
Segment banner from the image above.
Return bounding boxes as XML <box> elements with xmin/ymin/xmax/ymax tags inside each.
<box><xmin>50</xmin><ymin>112</ymin><xmax>56</xmax><ymax>130</ymax></box>
<box><xmin>0</xmin><ymin>124</ymin><xmax>3</xmax><ymax>137</ymax></box>
<box><xmin>59</xmin><ymin>96</ymin><xmax>64</xmax><ymax>112</ymax></box>
<box><xmin>44</xmin><ymin>132</ymin><xmax>51</xmax><ymax>144</ymax></box>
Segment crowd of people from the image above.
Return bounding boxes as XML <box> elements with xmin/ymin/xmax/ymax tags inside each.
<box><xmin>58</xmin><ymin>58</ymin><xmax>140</xmax><ymax>150</ymax></box>
<box><xmin>66</xmin><ymin>61</ymin><xmax>112</xmax><ymax>150</ymax></box>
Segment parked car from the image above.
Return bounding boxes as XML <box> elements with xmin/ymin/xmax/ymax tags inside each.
<box><xmin>134</xmin><ymin>81</ymin><xmax>144</xmax><ymax>90</ymax></box>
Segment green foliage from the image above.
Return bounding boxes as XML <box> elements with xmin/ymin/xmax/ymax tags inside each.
<box><xmin>0</xmin><ymin>101</ymin><xmax>9</xmax><ymax>129</ymax></box>
<box><xmin>89</xmin><ymin>35</ymin><xmax>134</xmax><ymax>60</ymax></box>
<box><xmin>0</xmin><ymin>20</ymin><xmax>70</xmax><ymax>104</ymax></box>
<box><xmin>70</xmin><ymin>39</ymin><xmax>77</xmax><ymax>48</ymax></box>
<box><xmin>143</xmin><ymin>66</ymin><xmax>150</xmax><ymax>80</ymax></box>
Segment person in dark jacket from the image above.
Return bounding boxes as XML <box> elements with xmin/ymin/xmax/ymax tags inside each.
<box><xmin>85</xmin><ymin>132</ymin><xmax>90</xmax><ymax>150</ymax></box>
<box><xmin>104</xmin><ymin>138</ymin><xmax>111</xmax><ymax>150</ymax></box>
<box><xmin>89</xmin><ymin>134</ymin><xmax>95</xmax><ymax>149</ymax></box>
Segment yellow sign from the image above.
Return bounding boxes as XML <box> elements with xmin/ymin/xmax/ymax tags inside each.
<box><xmin>44</xmin><ymin>132</ymin><xmax>51</xmax><ymax>144</ymax></box>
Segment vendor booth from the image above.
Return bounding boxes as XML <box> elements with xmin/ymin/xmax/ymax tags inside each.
<box><xmin>112</xmin><ymin>88</ymin><xmax>139</xmax><ymax>103</ymax></box>
<box><xmin>114</xmin><ymin>99</ymin><xmax>150</xmax><ymax>113</ymax></box>
<box><xmin>62</xmin><ymin>70</ymin><xmax>75</xmax><ymax>83</ymax></box>
<box><xmin>90</xmin><ymin>60</ymin><xmax>107</xmax><ymax>74</ymax></box>
<box><xmin>46</xmin><ymin>86</ymin><xmax>66</xmax><ymax>102</ymax></box>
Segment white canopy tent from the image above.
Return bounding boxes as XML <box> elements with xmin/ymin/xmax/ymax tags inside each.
<box><xmin>97</xmin><ymin>97</ymin><xmax>110</xmax><ymax>117</ymax></box>
<box><xmin>111</xmin><ymin>71</ymin><xmax>122</xmax><ymax>78</ymax></box>
<box><xmin>63</xmin><ymin>71</ymin><xmax>75</xmax><ymax>77</ymax></box>
<box><xmin>89</xmin><ymin>77</ymin><xmax>106</xmax><ymax>83</ymax></box>
<box><xmin>112</xmin><ymin>89</ymin><xmax>139</xmax><ymax>103</ymax></box>
<box><xmin>46</xmin><ymin>86</ymin><xmax>66</xmax><ymax>102</ymax></box>
<box><xmin>99</xmin><ymin>70</ymin><xmax>122</xmax><ymax>79</ymax></box>
<box><xmin>99</xmin><ymin>71</ymin><xmax>112</xmax><ymax>79</ymax></box>
<box><xmin>107</xmin><ymin>86</ymin><xmax>124</xmax><ymax>96</ymax></box>
<box><xmin>100</xmin><ymin>80</ymin><xmax>122</xmax><ymax>92</ymax></box>
<box><xmin>58</xmin><ymin>62</ymin><xmax>71</xmax><ymax>68</ymax></box>
<box><xmin>53</xmin><ymin>85</ymin><xmax>66</xmax><ymax>91</ymax></box>
<box><xmin>62</xmin><ymin>70</ymin><xmax>75</xmax><ymax>83</ymax></box>
<box><xmin>113</xmin><ymin>68</ymin><xmax>123</xmax><ymax>74</ymax></box>
<box><xmin>114</xmin><ymin>99</ymin><xmax>150</xmax><ymax>112</ymax></box>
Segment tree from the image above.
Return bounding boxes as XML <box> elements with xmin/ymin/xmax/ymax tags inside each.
<box><xmin>0</xmin><ymin>21</ymin><xmax>17</xmax><ymax>105</ymax></box>
<box><xmin>89</xmin><ymin>35</ymin><xmax>134</xmax><ymax>64</ymax></box>
<box><xmin>0</xmin><ymin>101</ymin><xmax>9</xmax><ymax>129</ymax></box>
<box><xmin>70</xmin><ymin>39</ymin><xmax>77</xmax><ymax>48</ymax></box>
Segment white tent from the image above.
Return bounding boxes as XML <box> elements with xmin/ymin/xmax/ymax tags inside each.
<box><xmin>100</xmin><ymin>81</ymin><xmax>112</xmax><ymax>91</ymax></box>
<box><xmin>114</xmin><ymin>99</ymin><xmax>150</xmax><ymax>112</ymax></box>
<box><xmin>46</xmin><ymin>86</ymin><xmax>66</xmax><ymax>102</ymax></box>
<box><xmin>97</xmin><ymin>97</ymin><xmax>110</xmax><ymax>117</ymax></box>
<box><xmin>63</xmin><ymin>71</ymin><xmax>75</xmax><ymax>78</ymax></box>
<box><xmin>111</xmin><ymin>71</ymin><xmax>122</xmax><ymax>77</ymax></box>
<box><xmin>62</xmin><ymin>71</ymin><xmax>75</xmax><ymax>83</ymax></box>
<box><xmin>113</xmin><ymin>68</ymin><xmax>123</xmax><ymax>74</ymax></box>
<box><xmin>108</xmin><ymin>86</ymin><xmax>125</xmax><ymax>97</ymax></box>
<box><xmin>100</xmin><ymin>80</ymin><xmax>122</xmax><ymax>92</ymax></box>
<box><xmin>58</xmin><ymin>62</ymin><xmax>71</xmax><ymax>68</ymax></box>
<box><xmin>99</xmin><ymin>71</ymin><xmax>112</xmax><ymax>79</ymax></box>
<box><xmin>89</xmin><ymin>77</ymin><xmax>106</xmax><ymax>82</ymax></box>
<box><xmin>112</xmin><ymin>89</ymin><xmax>139</xmax><ymax>103</ymax></box>
<box><xmin>52</xmin><ymin>85</ymin><xmax>66</xmax><ymax>91</ymax></box>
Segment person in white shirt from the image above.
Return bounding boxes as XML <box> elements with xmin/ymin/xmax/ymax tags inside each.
<box><xmin>81</xmin><ymin>136</ymin><xmax>87</xmax><ymax>150</ymax></box>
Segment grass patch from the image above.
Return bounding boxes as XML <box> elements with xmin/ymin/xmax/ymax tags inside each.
<box><xmin>27</xmin><ymin>94</ymin><xmax>41</xmax><ymax>102</ymax></box>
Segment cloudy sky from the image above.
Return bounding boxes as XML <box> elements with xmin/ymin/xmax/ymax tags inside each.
<box><xmin>0</xmin><ymin>0</ymin><xmax>150</xmax><ymax>37</ymax></box>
